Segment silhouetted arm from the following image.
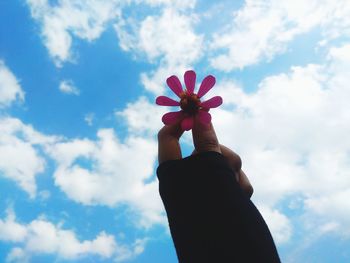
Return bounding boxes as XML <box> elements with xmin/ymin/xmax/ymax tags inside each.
<box><xmin>157</xmin><ymin>151</ymin><xmax>280</xmax><ymax>263</ymax></box>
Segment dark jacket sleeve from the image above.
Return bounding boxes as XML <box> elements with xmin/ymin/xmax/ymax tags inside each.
<box><xmin>157</xmin><ymin>151</ymin><xmax>281</xmax><ymax>263</ymax></box>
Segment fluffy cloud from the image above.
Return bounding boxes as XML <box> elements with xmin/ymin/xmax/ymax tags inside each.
<box><xmin>139</xmin><ymin>0</ymin><xmax>196</xmax><ymax>9</ymax></box>
<box><xmin>0</xmin><ymin>117</ymin><xmax>56</xmax><ymax>198</ymax></box>
<box><xmin>210</xmin><ymin>0</ymin><xmax>350</xmax><ymax>71</ymax></box>
<box><xmin>0</xmin><ymin>209</ymin><xmax>143</xmax><ymax>262</ymax></box>
<box><xmin>59</xmin><ymin>80</ymin><xmax>80</xmax><ymax>95</ymax></box>
<box><xmin>26</xmin><ymin>0</ymin><xmax>203</xmax><ymax>98</ymax></box>
<box><xmin>304</xmin><ymin>189</ymin><xmax>350</xmax><ymax>237</ymax></box>
<box><xmin>26</xmin><ymin>0</ymin><xmax>123</xmax><ymax>66</ymax></box>
<box><xmin>212</xmin><ymin>43</ymin><xmax>350</xmax><ymax>241</ymax></box>
<box><xmin>116</xmin><ymin>96</ymin><xmax>164</xmax><ymax>135</ymax></box>
<box><xmin>26</xmin><ymin>0</ymin><xmax>200</xmax><ymax>69</ymax></box>
<box><xmin>259</xmin><ymin>206</ymin><xmax>292</xmax><ymax>244</ymax></box>
<box><xmin>0</xmin><ymin>97</ymin><xmax>164</xmax><ymax>228</ymax></box>
<box><xmin>115</xmin><ymin>6</ymin><xmax>203</xmax><ymax>94</ymax></box>
<box><xmin>0</xmin><ymin>209</ymin><xmax>27</xmax><ymax>243</ymax></box>
<box><xmin>135</xmin><ymin>8</ymin><xmax>201</xmax><ymax>64</ymax></box>
<box><xmin>114</xmin><ymin>238</ymin><xmax>147</xmax><ymax>262</ymax></box>
<box><xmin>115</xmin><ymin>3</ymin><xmax>200</xmax><ymax>62</ymax></box>
<box><xmin>47</xmin><ymin>128</ymin><xmax>164</xmax><ymax>227</ymax></box>
<box><xmin>0</xmin><ymin>60</ymin><xmax>24</xmax><ymax>108</ymax></box>
<box><xmin>0</xmin><ymin>91</ymin><xmax>160</xmax><ymax>260</ymax></box>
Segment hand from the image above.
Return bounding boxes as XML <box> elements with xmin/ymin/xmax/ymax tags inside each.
<box><xmin>157</xmin><ymin>117</ymin><xmax>253</xmax><ymax>197</ymax></box>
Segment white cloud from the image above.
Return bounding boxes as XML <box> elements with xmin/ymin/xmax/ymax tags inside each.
<box><xmin>84</xmin><ymin>112</ymin><xmax>95</xmax><ymax>126</ymax></box>
<box><xmin>0</xmin><ymin>60</ymin><xmax>24</xmax><ymax>108</ymax></box>
<box><xmin>114</xmin><ymin>238</ymin><xmax>147</xmax><ymax>262</ymax></box>
<box><xmin>26</xmin><ymin>0</ymin><xmax>350</xmax><ymax>75</ymax></box>
<box><xmin>59</xmin><ymin>80</ymin><xmax>80</xmax><ymax>95</ymax></box>
<box><xmin>0</xmin><ymin>117</ymin><xmax>56</xmax><ymax>198</ymax></box>
<box><xmin>210</xmin><ymin>0</ymin><xmax>350</xmax><ymax>71</ymax></box>
<box><xmin>6</xmin><ymin>248</ymin><xmax>28</xmax><ymax>263</ymax></box>
<box><xmin>259</xmin><ymin>206</ymin><xmax>292</xmax><ymax>244</ymax></box>
<box><xmin>115</xmin><ymin>6</ymin><xmax>203</xmax><ymax>94</ymax></box>
<box><xmin>47</xmin><ymin>128</ymin><xmax>164</xmax><ymax>227</ymax></box>
<box><xmin>23</xmin><ymin>222</ymin><xmax>115</xmax><ymax>259</ymax></box>
<box><xmin>26</xmin><ymin>0</ymin><xmax>199</xmax><ymax>67</ymax></box>
<box><xmin>137</xmin><ymin>8</ymin><xmax>201</xmax><ymax>63</ymax></box>
<box><xmin>0</xmin><ymin>209</ymin><xmax>143</xmax><ymax>262</ymax></box>
<box><xmin>0</xmin><ymin>209</ymin><xmax>28</xmax><ymax>243</ymax></box>
<box><xmin>138</xmin><ymin>0</ymin><xmax>196</xmax><ymax>9</ymax></box>
<box><xmin>116</xmin><ymin>96</ymin><xmax>164</xmax><ymax>136</ymax></box>
<box><xmin>0</xmin><ymin>94</ymin><xmax>165</xmax><ymax>228</ymax></box>
<box><xmin>26</xmin><ymin>0</ymin><xmax>123</xmax><ymax>66</ymax></box>
<box><xmin>304</xmin><ymin>189</ymin><xmax>350</xmax><ymax>237</ymax></box>
<box><xmin>212</xmin><ymin>43</ymin><xmax>350</xmax><ymax>240</ymax></box>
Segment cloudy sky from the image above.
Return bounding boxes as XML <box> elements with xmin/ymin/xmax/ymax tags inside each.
<box><xmin>1</xmin><ymin>0</ymin><xmax>350</xmax><ymax>262</ymax></box>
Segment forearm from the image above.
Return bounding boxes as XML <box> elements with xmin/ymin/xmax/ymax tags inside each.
<box><xmin>157</xmin><ymin>151</ymin><xmax>280</xmax><ymax>262</ymax></box>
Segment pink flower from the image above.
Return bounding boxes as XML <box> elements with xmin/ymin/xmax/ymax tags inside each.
<box><xmin>156</xmin><ymin>70</ymin><xmax>223</xmax><ymax>131</ymax></box>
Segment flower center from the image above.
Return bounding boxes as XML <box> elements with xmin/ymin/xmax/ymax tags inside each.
<box><xmin>180</xmin><ymin>92</ymin><xmax>201</xmax><ymax>115</ymax></box>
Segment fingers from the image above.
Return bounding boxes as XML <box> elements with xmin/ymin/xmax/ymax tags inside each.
<box><xmin>219</xmin><ymin>145</ymin><xmax>242</xmax><ymax>173</ymax></box>
<box><xmin>219</xmin><ymin>144</ymin><xmax>253</xmax><ymax>197</ymax></box>
<box><xmin>158</xmin><ymin>124</ymin><xmax>184</xmax><ymax>164</ymax></box>
<box><xmin>191</xmin><ymin>115</ymin><xmax>221</xmax><ymax>153</ymax></box>
<box><xmin>191</xmin><ymin>137</ymin><xmax>253</xmax><ymax>197</ymax></box>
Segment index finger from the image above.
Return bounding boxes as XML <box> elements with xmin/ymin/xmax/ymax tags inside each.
<box><xmin>158</xmin><ymin>124</ymin><xmax>184</xmax><ymax>164</ymax></box>
<box><xmin>191</xmin><ymin>114</ymin><xmax>221</xmax><ymax>154</ymax></box>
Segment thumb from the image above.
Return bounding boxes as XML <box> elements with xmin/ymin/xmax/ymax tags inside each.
<box><xmin>192</xmin><ymin>113</ymin><xmax>221</xmax><ymax>153</ymax></box>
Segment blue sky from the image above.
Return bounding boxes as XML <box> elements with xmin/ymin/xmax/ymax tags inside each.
<box><xmin>1</xmin><ymin>0</ymin><xmax>350</xmax><ymax>262</ymax></box>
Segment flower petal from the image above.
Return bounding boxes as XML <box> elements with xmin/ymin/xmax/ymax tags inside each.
<box><xmin>181</xmin><ymin>116</ymin><xmax>194</xmax><ymax>131</ymax></box>
<box><xmin>156</xmin><ymin>96</ymin><xmax>180</xmax><ymax>106</ymax></box>
<box><xmin>162</xmin><ymin>111</ymin><xmax>184</xmax><ymax>125</ymax></box>
<box><xmin>197</xmin><ymin>75</ymin><xmax>216</xmax><ymax>98</ymax></box>
<box><xmin>198</xmin><ymin>110</ymin><xmax>211</xmax><ymax>125</ymax></box>
<box><xmin>166</xmin><ymin>75</ymin><xmax>183</xmax><ymax>97</ymax></box>
<box><xmin>200</xmin><ymin>96</ymin><xmax>223</xmax><ymax>109</ymax></box>
<box><xmin>184</xmin><ymin>70</ymin><xmax>196</xmax><ymax>94</ymax></box>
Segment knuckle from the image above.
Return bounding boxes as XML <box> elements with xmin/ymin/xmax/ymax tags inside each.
<box><xmin>220</xmin><ymin>145</ymin><xmax>242</xmax><ymax>171</ymax></box>
<box><xmin>195</xmin><ymin>138</ymin><xmax>220</xmax><ymax>152</ymax></box>
<box><xmin>158</xmin><ymin>125</ymin><xmax>183</xmax><ymax>142</ymax></box>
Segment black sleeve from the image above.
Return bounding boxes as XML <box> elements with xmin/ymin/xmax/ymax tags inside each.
<box><xmin>157</xmin><ymin>151</ymin><xmax>281</xmax><ymax>263</ymax></box>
